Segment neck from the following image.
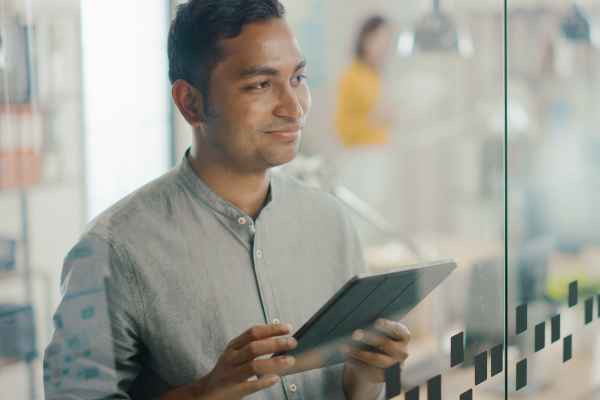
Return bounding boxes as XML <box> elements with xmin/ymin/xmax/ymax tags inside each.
<box><xmin>359</xmin><ymin>57</ymin><xmax>378</xmax><ymax>70</ymax></box>
<box><xmin>187</xmin><ymin>141</ymin><xmax>271</xmax><ymax>221</ymax></box>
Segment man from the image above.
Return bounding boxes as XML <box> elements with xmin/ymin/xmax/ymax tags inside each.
<box><xmin>44</xmin><ymin>1</ymin><xmax>409</xmax><ymax>399</ymax></box>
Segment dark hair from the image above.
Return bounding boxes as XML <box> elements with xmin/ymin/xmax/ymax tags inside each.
<box><xmin>355</xmin><ymin>16</ymin><xmax>387</xmax><ymax>60</ymax></box>
<box><xmin>168</xmin><ymin>0</ymin><xmax>286</xmax><ymax>113</ymax></box>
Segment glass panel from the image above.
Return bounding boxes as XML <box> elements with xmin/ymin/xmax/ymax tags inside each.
<box><xmin>507</xmin><ymin>0</ymin><xmax>600</xmax><ymax>398</ymax></box>
<box><xmin>0</xmin><ymin>0</ymin><xmax>509</xmax><ymax>399</ymax></box>
<box><xmin>280</xmin><ymin>0</ymin><xmax>505</xmax><ymax>398</ymax></box>
<box><xmin>1</xmin><ymin>0</ymin><xmax>170</xmax><ymax>398</ymax></box>
<box><xmin>0</xmin><ymin>0</ymin><xmax>86</xmax><ymax>399</ymax></box>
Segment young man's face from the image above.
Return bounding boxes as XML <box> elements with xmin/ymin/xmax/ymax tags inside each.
<box><xmin>200</xmin><ymin>18</ymin><xmax>311</xmax><ymax>172</ymax></box>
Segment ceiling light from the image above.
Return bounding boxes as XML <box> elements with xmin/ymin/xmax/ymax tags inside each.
<box><xmin>397</xmin><ymin>0</ymin><xmax>473</xmax><ymax>58</ymax></box>
<box><xmin>561</xmin><ymin>3</ymin><xmax>600</xmax><ymax>49</ymax></box>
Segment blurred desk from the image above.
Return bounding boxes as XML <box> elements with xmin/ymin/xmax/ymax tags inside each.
<box><xmin>546</xmin><ymin>246</ymin><xmax>600</xmax><ymax>303</ymax></box>
<box><xmin>364</xmin><ymin>234</ymin><xmax>503</xmax><ymax>339</ymax></box>
<box><xmin>364</xmin><ymin>233</ymin><xmax>503</xmax><ymax>272</ymax></box>
<box><xmin>410</xmin><ymin>233</ymin><xmax>503</xmax><ymax>273</ymax></box>
<box><xmin>364</xmin><ymin>237</ymin><xmax>600</xmax><ymax>399</ymax></box>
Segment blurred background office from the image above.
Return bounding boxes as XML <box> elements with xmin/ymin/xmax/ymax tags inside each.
<box><xmin>0</xmin><ymin>0</ymin><xmax>599</xmax><ymax>399</ymax></box>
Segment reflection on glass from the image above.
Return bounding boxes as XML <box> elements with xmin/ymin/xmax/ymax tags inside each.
<box><xmin>43</xmin><ymin>241</ymin><xmax>117</xmax><ymax>398</ymax></box>
<box><xmin>0</xmin><ymin>0</ymin><xmax>87</xmax><ymax>398</ymax></box>
<box><xmin>0</xmin><ymin>305</ymin><xmax>36</xmax><ymax>360</ymax></box>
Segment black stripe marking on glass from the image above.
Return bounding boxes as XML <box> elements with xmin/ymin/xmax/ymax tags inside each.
<box><xmin>491</xmin><ymin>343</ymin><xmax>503</xmax><ymax>376</ymax></box>
<box><xmin>564</xmin><ymin>335</ymin><xmax>572</xmax><ymax>363</ymax></box>
<box><xmin>460</xmin><ymin>389</ymin><xmax>473</xmax><ymax>400</ymax></box>
<box><xmin>585</xmin><ymin>297</ymin><xmax>593</xmax><ymax>325</ymax></box>
<box><xmin>405</xmin><ymin>385</ymin><xmax>419</xmax><ymax>400</ymax></box>
<box><xmin>516</xmin><ymin>303</ymin><xmax>527</xmax><ymax>334</ymax></box>
<box><xmin>535</xmin><ymin>321</ymin><xmax>545</xmax><ymax>352</ymax></box>
<box><xmin>516</xmin><ymin>359</ymin><xmax>527</xmax><ymax>391</ymax></box>
<box><xmin>568</xmin><ymin>281</ymin><xmax>578</xmax><ymax>307</ymax></box>
<box><xmin>451</xmin><ymin>332</ymin><xmax>464</xmax><ymax>367</ymax></box>
<box><xmin>474</xmin><ymin>351</ymin><xmax>487</xmax><ymax>385</ymax></box>
<box><xmin>551</xmin><ymin>315</ymin><xmax>560</xmax><ymax>343</ymax></box>
<box><xmin>385</xmin><ymin>363</ymin><xmax>400</xmax><ymax>399</ymax></box>
<box><xmin>427</xmin><ymin>375</ymin><xmax>441</xmax><ymax>400</ymax></box>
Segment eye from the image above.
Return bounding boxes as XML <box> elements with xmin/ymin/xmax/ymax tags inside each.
<box><xmin>249</xmin><ymin>81</ymin><xmax>270</xmax><ymax>89</ymax></box>
<box><xmin>293</xmin><ymin>74</ymin><xmax>307</xmax><ymax>84</ymax></box>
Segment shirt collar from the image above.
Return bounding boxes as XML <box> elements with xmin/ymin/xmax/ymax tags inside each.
<box><xmin>176</xmin><ymin>148</ymin><xmax>275</xmax><ymax>223</ymax></box>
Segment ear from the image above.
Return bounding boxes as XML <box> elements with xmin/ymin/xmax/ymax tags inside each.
<box><xmin>172</xmin><ymin>79</ymin><xmax>206</xmax><ymax>127</ymax></box>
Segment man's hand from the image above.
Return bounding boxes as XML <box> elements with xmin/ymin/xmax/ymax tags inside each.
<box><xmin>197</xmin><ymin>323</ymin><xmax>297</xmax><ymax>399</ymax></box>
<box><xmin>155</xmin><ymin>323</ymin><xmax>297</xmax><ymax>400</ymax></box>
<box><xmin>339</xmin><ymin>318</ymin><xmax>410</xmax><ymax>399</ymax></box>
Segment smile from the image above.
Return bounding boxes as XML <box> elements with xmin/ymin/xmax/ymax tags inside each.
<box><xmin>265</xmin><ymin>127</ymin><xmax>302</xmax><ymax>140</ymax></box>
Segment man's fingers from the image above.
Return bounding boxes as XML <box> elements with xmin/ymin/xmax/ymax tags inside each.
<box><xmin>230</xmin><ymin>323</ymin><xmax>293</xmax><ymax>350</ymax></box>
<box><xmin>234</xmin><ymin>355</ymin><xmax>296</xmax><ymax>380</ymax></box>
<box><xmin>235</xmin><ymin>337</ymin><xmax>297</xmax><ymax>366</ymax></box>
<box><xmin>351</xmin><ymin>330</ymin><xmax>392</xmax><ymax>354</ymax></box>
<box><xmin>338</xmin><ymin>343</ymin><xmax>396</xmax><ymax>370</ymax></box>
<box><xmin>350</xmin><ymin>329</ymin><xmax>409</xmax><ymax>360</ymax></box>
<box><xmin>373</xmin><ymin>319</ymin><xmax>411</xmax><ymax>342</ymax></box>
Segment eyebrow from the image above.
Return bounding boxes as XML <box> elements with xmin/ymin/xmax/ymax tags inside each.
<box><xmin>238</xmin><ymin>58</ymin><xmax>307</xmax><ymax>79</ymax></box>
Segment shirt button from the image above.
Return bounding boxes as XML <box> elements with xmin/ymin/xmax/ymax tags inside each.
<box><xmin>272</xmin><ymin>318</ymin><xmax>280</xmax><ymax>324</ymax></box>
<box><xmin>290</xmin><ymin>383</ymin><xmax>297</xmax><ymax>393</ymax></box>
<box><xmin>237</xmin><ymin>217</ymin><xmax>246</xmax><ymax>225</ymax></box>
<box><xmin>256</xmin><ymin>250</ymin><xmax>262</xmax><ymax>258</ymax></box>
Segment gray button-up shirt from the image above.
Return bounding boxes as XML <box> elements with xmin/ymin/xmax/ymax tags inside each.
<box><xmin>44</xmin><ymin>152</ymin><xmax>376</xmax><ymax>400</ymax></box>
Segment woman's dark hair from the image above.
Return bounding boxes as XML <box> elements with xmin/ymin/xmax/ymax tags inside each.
<box><xmin>355</xmin><ymin>16</ymin><xmax>387</xmax><ymax>60</ymax></box>
<box><xmin>168</xmin><ymin>0</ymin><xmax>286</xmax><ymax>113</ymax></box>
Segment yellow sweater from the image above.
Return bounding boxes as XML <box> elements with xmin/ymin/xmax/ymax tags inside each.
<box><xmin>335</xmin><ymin>60</ymin><xmax>388</xmax><ymax>147</ymax></box>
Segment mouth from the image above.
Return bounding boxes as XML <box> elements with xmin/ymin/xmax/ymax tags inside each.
<box><xmin>265</xmin><ymin>126</ymin><xmax>302</xmax><ymax>140</ymax></box>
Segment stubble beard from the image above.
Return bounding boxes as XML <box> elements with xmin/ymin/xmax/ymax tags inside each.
<box><xmin>205</xmin><ymin>116</ymin><xmax>301</xmax><ymax>174</ymax></box>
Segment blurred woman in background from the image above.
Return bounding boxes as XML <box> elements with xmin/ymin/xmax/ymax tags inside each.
<box><xmin>334</xmin><ymin>16</ymin><xmax>396</xmax><ymax>245</ymax></box>
<box><xmin>336</xmin><ymin>16</ymin><xmax>393</xmax><ymax>147</ymax></box>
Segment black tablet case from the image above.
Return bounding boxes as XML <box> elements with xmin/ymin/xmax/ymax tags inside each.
<box><xmin>271</xmin><ymin>259</ymin><xmax>457</xmax><ymax>376</ymax></box>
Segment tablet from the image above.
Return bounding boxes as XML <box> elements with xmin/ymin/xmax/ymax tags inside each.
<box><xmin>268</xmin><ymin>259</ymin><xmax>457</xmax><ymax>377</ymax></box>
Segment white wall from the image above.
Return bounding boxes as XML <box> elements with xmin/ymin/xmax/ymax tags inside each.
<box><xmin>81</xmin><ymin>0</ymin><xmax>171</xmax><ymax>221</ymax></box>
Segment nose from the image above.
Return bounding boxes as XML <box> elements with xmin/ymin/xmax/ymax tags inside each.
<box><xmin>274</xmin><ymin>84</ymin><xmax>304</xmax><ymax>121</ymax></box>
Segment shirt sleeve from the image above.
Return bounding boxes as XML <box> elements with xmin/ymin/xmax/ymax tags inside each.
<box><xmin>344</xmin><ymin>207</ymin><xmax>369</xmax><ymax>277</ymax></box>
<box><xmin>43</xmin><ymin>234</ymin><xmax>143</xmax><ymax>400</ymax></box>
